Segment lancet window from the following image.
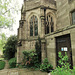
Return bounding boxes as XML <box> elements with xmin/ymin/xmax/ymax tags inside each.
<box><xmin>45</xmin><ymin>14</ymin><xmax>54</xmax><ymax>34</ymax></box>
<box><xmin>30</xmin><ymin>15</ymin><xmax>38</xmax><ymax>36</ymax></box>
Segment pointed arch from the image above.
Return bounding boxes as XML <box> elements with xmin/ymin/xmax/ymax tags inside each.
<box><xmin>30</xmin><ymin>15</ymin><xmax>38</xmax><ymax>36</ymax></box>
<box><xmin>45</xmin><ymin>12</ymin><xmax>54</xmax><ymax>34</ymax></box>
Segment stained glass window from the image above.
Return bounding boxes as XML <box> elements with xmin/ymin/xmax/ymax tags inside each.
<box><xmin>30</xmin><ymin>15</ymin><xmax>38</xmax><ymax>36</ymax></box>
<box><xmin>45</xmin><ymin>14</ymin><xmax>54</xmax><ymax>34</ymax></box>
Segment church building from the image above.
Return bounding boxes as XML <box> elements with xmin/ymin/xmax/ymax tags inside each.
<box><xmin>17</xmin><ymin>0</ymin><xmax>75</xmax><ymax>68</ymax></box>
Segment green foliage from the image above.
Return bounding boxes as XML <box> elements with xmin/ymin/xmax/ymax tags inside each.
<box><xmin>3</xmin><ymin>35</ymin><xmax>17</xmax><ymax>60</ymax></box>
<box><xmin>51</xmin><ymin>52</ymin><xmax>72</xmax><ymax>75</ymax></box>
<box><xmin>0</xmin><ymin>61</ymin><xmax>5</xmax><ymax>70</ymax></box>
<box><xmin>0</xmin><ymin>58</ymin><xmax>4</xmax><ymax>61</ymax></box>
<box><xmin>51</xmin><ymin>67</ymin><xmax>72</xmax><ymax>75</ymax></box>
<box><xmin>0</xmin><ymin>0</ymin><xmax>20</xmax><ymax>28</ymax></box>
<box><xmin>58</xmin><ymin>52</ymin><xmax>70</xmax><ymax>69</ymax></box>
<box><xmin>35</xmin><ymin>37</ymin><xmax>41</xmax><ymax>62</ymax></box>
<box><xmin>22</xmin><ymin>50</ymin><xmax>40</xmax><ymax>69</ymax></box>
<box><xmin>0</xmin><ymin>33</ymin><xmax>7</xmax><ymax>51</ymax></box>
<box><xmin>40</xmin><ymin>58</ymin><xmax>53</xmax><ymax>72</ymax></box>
<box><xmin>9</xmin><ymin>57</ymin><xmax>16</xmax><ymax>68</ymax></box>
<box><xmin>51</xmin><ymin>67</ymin><xmax>75</xmax><ymax>75</ymax></box>
<box><xmin>0</xmin><ymin>0</ymin><xmax>11</xmax><ymax>27</ymax></box>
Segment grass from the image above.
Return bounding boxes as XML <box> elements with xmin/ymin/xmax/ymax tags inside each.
<box><xmin>0</xmin><ymin>58</ymin><xmax>4</xmax><ymax>61</ymax></box>
<box><xmin>0</xmin><ymin>61</ymin><xmax>5</xmax><ymax>70</ymax></box>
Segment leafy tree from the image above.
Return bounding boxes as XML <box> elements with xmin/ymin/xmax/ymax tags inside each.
<box><xmin>0</xmin><ymin>0</ymin><xmax>20</xmax><ymax>55</ymax></box>
<box><xmin>3</xmin><ymin>35</ymin><xmax>17</xmax><ymax>60</ymax></box>
<box><xmin>0</xmin><ymin>0</ymin><xmax>20</xmax><ymax>28</ymax></box>
<box><xmin>0</xmin><ymin>33</ymin><xmax>7</xmax><ymax>51</ymax></box>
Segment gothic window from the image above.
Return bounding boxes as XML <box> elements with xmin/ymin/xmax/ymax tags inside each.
<box><xmin>45</xmin><ymin>14</ymin><xmax>54</xmax><ymax>34</ymax></box>
<box><xmin>68</xmin><ymin>0</ymin><xmax>73</xmax><ymax>3</ymax></box>
<box><xmin>30</xmin><ymin>15</ymin><xmax>38</xmax><ymax>36</ymax></box>
<box><xmin>51</xmin><ymin>17</ymin><xmax>54</xmax><ymax>32</ymax></box>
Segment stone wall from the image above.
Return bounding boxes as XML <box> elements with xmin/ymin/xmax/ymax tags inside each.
<box><xmin>56</xmin><ymin>0</ymin><xmax>75</xmax><ymax>30</ymax></box>
<box><xmin>0</xmin><ymin>69</ymin><xmax>48</xmax><ymax>75</ymax></box>
<box><xmin>45</xmin><ymin>25</ymin><xmax>75</xmax><ymax>68</ymax></box>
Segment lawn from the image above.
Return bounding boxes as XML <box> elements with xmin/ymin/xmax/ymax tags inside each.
<box><xmin>0</xmin><ymin>58</ymin><xmax>4</xmax><ymax>60</ymax></box>
<box><xmin>0</xmin><ymin>60</ymin><xmax>5</xmax><ymax>70</ymax></box>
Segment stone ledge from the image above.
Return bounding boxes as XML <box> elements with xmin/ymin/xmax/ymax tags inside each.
<box><xmin>0</xmin><ymin>68</ymin><xmax>48</xmax><ymax>75</ymax></box>
<box><xmin>45</xmin><ymin>25</ymin><xmax>75</xmax><ymax>37</ymax></box>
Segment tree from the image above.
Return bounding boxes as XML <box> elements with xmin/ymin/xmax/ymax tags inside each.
<box><xmin>0</xmin><ymin>33</ymin><xmax>7</xmax><ymax>51</ymax></box>
<box><xmin>0</xmin><ymin>0</ymin><xmax>20</xmax><ymax>28</ymax></box>
<box><xmin>3</xmin><ymin>35</ymin><xmax>17</xmax><ymax>60</ymax></box>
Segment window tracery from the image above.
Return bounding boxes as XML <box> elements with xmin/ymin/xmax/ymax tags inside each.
<box><xmin>45</xmin><ymin>13</ymin><xmax>54</xmax><ymax>34</ymax></box>
<box><xmin>30</xmin><ymin>15</ymin><xmax>38</xmax><ymax>36</ymax></box>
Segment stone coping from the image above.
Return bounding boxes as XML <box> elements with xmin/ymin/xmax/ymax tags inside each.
<box><xmin>45</xmin><ymin>25</ymin><xmax>75</xmax><ymax>37</ymax></box>
<box><xmin>0</xmin><ymin>68</ymin><xmax>48</xmax><ymax>75</ymax></box>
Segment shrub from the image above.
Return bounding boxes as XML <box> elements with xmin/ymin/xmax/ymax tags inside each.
<box><xmin>22</xmin><ymin>50</ymin><xmax>40</xmax><ymax>69</ymax></box>
<box><xmin>40</xmin><ymin>58</ymin><xmax>53</xmax><ymax>72</ymax></box>
<box><xmin>35</xmin><ymin>37</ymin><xmax>41</xmax><ymax>63</ymax></box>
<box><xmin>0</xmin><ymin>61</ymin><xmax>5</xmax><ymax>70</ymax></box>
<box><xmin>51</xmin><ymin>52</ymin><xmax>72</xmax><ymax>75</ymax></box>
<box><xmin>58</xmin><ymin>52</ymin><xmax>70</xmax><ymax>69</ymax></box>
<box><xmin>9</xmin><ymin>57</ymin><xmax>16</xmax><ymax>68</ymax></box>
<box><xmin>51</xmin><ymin>67</ymin><xmax>72</xmax><ymax>75</ymax></box>
<box><xmin>51</xmin><ymin>67</ymin><xmax>75</xmax><ymax>75</ymax></box>
<box><xmin>3</xmin><ymin>35</ymin><xmax>17</xmax><ymax>60</ymax></box>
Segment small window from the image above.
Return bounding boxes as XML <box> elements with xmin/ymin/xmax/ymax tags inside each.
<box><xmin>68</xmin><ymin>0</ymin><xmax>73</xmax><ymax>3</ymax></box>
<box><xmin>72</xmin><ymin>11</ymin><xmax>75</xmax><ymax>25</ymax></box>
<box><xmin>51</xmin><ymin>22</ymin><xmax>54</xmax><ymax>32</ymax></box>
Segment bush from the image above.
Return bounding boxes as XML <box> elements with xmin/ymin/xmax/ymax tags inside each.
<box><xmin>40</xmin><ymin>58</ymin><xmax>53</xmax><ymax>73</ymax></box>
<box><xmin>58</xmin><ymin>52</ymin><xmax>70</xmax><ymax>69</ymax></box>
<box><xmin>35</xmin><ymin>37</ymin><xmax>41</xmax><ymax>63</ymax></box>
<box><xmin>22</xmin><ymin>50</ymin><xmax>40</xmax><ymax>69</ymax></box>
<box><xmin>51</xmin><ymin>67</ymin><xmax>72</xmax><ymax>75</ymax></box>
<box><xmin>0</xmin><ymin>61</ymin><xmax>5</xmax><ymax>70</ymax></box>
<box><xmin>51</xmin><ymin>67</ymin><xmax>75</xmax><ymax>75</ymax></box>
<box><xmin>3</xmin><ymin>35</ymin><xmax>17</xmax><ymax>60</ymax></box>
<box><xmin>51</xmin><ymin>52</ymin><xmax>72</xmax><ymax>75</ymax></box>
<box><xmin>9</xmin><ymin>58</ymin><xmax>16</xmax><ymax>68</ymax></box>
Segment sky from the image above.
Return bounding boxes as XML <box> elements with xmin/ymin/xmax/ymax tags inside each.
<box><xmin>1</xmin><ymin>0</ymin><xmax>23</xmax><ymax>37</ymax></box>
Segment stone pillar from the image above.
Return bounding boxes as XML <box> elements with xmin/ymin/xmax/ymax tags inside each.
<box><xmin>19</xmin><ymin>20</ymin><xmax>26</xmax><ymax>39</ymax></box>
<box><xmin>17</xmin><ymin>20</ymin><xmax>26</xmax><ymax>64</ymax></box>
<box><xmin>41</xmin><ymin>39</ymin><xmax>46</xmax><ymax>62</ymax></box>
<box><xmin>40</xmin><ymin>8</ymin><xmax>47</xmax><ymax>62</ymax></box>
<box><xmin>17</xmin><ymin>47</ymin><xmax>21</xmax><ymax>63</ymax></box>
<box><xmin>40</xmin><ymin>8</ymin><xmax>45</xmax><ymax>38</ymax></box>
<box><xmin>17</xmin><ymin>41</ymin><xmax>22</xmax><ymax>64</ymax></box>
<box><xmin>70</xmin><ymin>28</ymin><xmax>75</xmax><ymax>67</ymax></box>
<box><xmin>41</xmin><ymin>16</ymin><xmax>45</xmax><ymax>38</ymax></box>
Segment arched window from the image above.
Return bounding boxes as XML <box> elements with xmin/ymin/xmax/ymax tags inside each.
<box><xmin>30</xmin><ymin>15</ymin><xmax>38</xmax><ymax>36</ymax></box>
<box><xmin>51</xmin><ymin>17</ymin><xmax>54</xmax><ymax>32</ymax></box>
<box><xmin>45</xmin><ymin>14</ymin><xmax>54</xmax><ymax>34</ymax></box>
<box><xmin>30</xmin><ymin>16</ymin><xmax>33</xmax><ymax>36</ymax></box>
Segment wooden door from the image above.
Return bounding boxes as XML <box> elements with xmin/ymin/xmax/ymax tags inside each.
<box><xmin>56</xmin><ymin>34</ymin><xmax>73</xmax><ymax>68</ymax></box>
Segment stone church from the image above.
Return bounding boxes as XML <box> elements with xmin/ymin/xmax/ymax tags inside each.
<box><xmin>17</xmin><ymin>0</ymin><xmax>75</xmax><ymax>68</ymax></box>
